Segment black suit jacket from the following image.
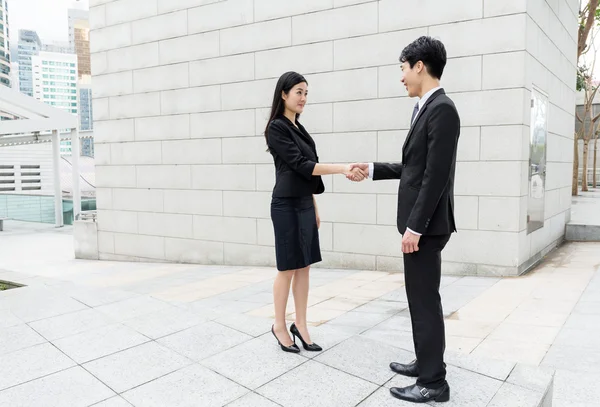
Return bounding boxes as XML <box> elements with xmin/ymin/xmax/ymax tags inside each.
<box><xmin>267</xmin><ymin>115</ymin><xmax>325</xmax><ymax>198</ymax></box>
<box><xmin>374</xmin><ymin>89</ymin><xmax>460</xmax><ymax>236</ymax></box>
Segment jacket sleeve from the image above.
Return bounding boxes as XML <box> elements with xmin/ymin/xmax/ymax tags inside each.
<box><xmin>373</xmin><ymin>162</ymin><xmax>403</xmax><ymax>180</ymax></box>
<box><xmin>406</xmin><ymin>103</ymin><xmax>460</xmax><ymax>234</ymax></box>
<box><xmin>267</xmin><ymin>120</ymin><xmax>316</xmax><ymax>181</ymax></box>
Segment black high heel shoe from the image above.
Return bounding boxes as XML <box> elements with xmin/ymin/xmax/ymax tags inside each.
<box><xmin>271</xmin><ymin>325</ymin><xmax>300</xmax><ymax>353</ymax></box>
<box><xmin>290</xmin><ymin>323</ymin><xmax>322</xmax><ymax>352</ymax></box>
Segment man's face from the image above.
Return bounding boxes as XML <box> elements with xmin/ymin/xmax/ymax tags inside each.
<box><xmin>400</xmin><ymin>60</ymin><xmax>421</xmax><ymax>98</ymax></box>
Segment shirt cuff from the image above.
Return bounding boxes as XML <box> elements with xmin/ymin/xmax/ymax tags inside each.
<box><xmin>368</xmin><ymin>163</ymin><xmax>374</xmax><ymax>179</ymax></box>
<box><xmin>406</xmin><ymin>227</ymin><xmax>422</xmax><ymax>236</ymax></box>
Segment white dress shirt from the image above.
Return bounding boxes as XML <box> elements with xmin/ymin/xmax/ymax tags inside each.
<box><xmin>366</xmin><ymin>86</ymin><xmax>443</xmax><ymax>236</ymax></box>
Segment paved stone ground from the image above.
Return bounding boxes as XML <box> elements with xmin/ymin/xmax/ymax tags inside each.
<box><xmin>570</xmin><ymin>189</ymin><xmax>600</xmax><ymax>226</ymax></box>
<box><xmin>0</xmin><ymin>221</ymin><xmax>598</xmax><ymax>406</ymax></box>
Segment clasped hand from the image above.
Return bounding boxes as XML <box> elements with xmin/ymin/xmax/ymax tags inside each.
<box><xmin>344</xmin><ymin>163</ymin><xmax>369</xmax><ymax>182</ymax></box>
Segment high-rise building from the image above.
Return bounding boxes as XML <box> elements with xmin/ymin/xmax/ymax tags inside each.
<box><xmin>17</xmin><ymin>29</ymin><xmax>41</xmax><ymax>96</ymax></box>
<box><xmin>31</xmin><ymin>50</ymin><xmax>78</xmax><ymax>154</ymax></box>
<box><xmin>68</xmin><ymin>8</ymin><xmax>93</xmax><ymax>142</ymax></box>
<box><xmin>79</xmin><ymin>75</ymin><xmax>94</xmax><ymax>157</ymax></box>
<box><xmin>0</xmin><ymin>0</ymin><xmax>11</xmax><ymax>87</ymax></box>
<box><xmin>78</xmin><ymin>75</ymin><xmax>93</xmax><ymax>131</ymax></box>
<box><xmin>68</xmin><ymin>9</ymin><xmax>90</xmax><ymax>79</ymax></box>
<box><xmin>10</xmin><ymin>60</ymin><xmax>17</xmax><ymax>89</ymax></box>
<box><xmin>43</xmin><ymin>41</ymin><xmax>72</xmax><ymax>54</ymax></box>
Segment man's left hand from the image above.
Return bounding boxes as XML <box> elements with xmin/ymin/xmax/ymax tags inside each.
<box><xmin>402</xmin><ymin>230</ymin><xmax>420</xmax><ymax>254</ymax></box>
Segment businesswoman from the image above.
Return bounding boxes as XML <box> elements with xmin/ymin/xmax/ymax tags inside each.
<box><xmin>265</xmin><ymin>71</ymin><xmax>363</xmax><ymax>353</ymax></box>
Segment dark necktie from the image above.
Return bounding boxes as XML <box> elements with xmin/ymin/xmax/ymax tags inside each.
<box><xmin>411</xmin><ymin>103</ymin><xmax>419</xmax><ymax>125</ymax></box>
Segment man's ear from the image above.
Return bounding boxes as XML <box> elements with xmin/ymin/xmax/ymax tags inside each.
<box><xmin>416</xmin><ymin>61</ymin><xmax>425</xmax><ymax>74</ymax></box>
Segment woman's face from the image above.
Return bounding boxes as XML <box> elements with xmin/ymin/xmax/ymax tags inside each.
<box><xmin>282</xmin><ymin>82</ymin><xmax>308</xmax><ymax>115</ymax></box>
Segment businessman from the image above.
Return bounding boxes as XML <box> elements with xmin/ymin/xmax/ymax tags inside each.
<box><xmin>350</xmin><ymin>36</ymin><xmax>460</xmax><ymax>403</ymax></box>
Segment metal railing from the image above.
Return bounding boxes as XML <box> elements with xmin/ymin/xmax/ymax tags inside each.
<box><xmin>79</xmin><ymin>210</ymin><xmax>96</xmax><ymax>222</ymax></box>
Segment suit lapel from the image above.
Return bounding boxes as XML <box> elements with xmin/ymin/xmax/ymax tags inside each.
<box><xmin>280</xmin><ymin>115</ymin><xmax>317</xmax><ymax>155</ymax></box>
<box><xmin>292</xmin><ymin>123</ymin><xmax>313</xmax><ymax>147</ymax></box>
<box><xmin>402</xmin><ymin>89</ymin><xmax>445</xmax><ymax>154</ymax></box>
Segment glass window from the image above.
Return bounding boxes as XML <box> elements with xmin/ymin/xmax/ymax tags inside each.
<box><xmin>42</xmin><ymin>61</ymin><xmax>48</xmax><ymax>65</ymax></box>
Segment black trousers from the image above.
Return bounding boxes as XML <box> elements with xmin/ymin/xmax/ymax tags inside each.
<box><xmin>403</xmin><ymin>233</ymin><xmax>451</xmax><ymax>389</ymax></box>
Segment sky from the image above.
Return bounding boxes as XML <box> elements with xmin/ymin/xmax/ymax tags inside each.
<box><xmin>8</xmin><ymin>0</ymin><xmax>89</xmax><ymax>44</ymax></box>
<box><xmin>581</xmin><ymin>29</ymin><xmax>600</xmax><ymax>80</ymax></box>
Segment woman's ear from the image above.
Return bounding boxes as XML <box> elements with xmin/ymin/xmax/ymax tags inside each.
<box><xmin>281</xmin><ymin>91</ymin><xmax>287</xmax><ymax>101</ymax></box>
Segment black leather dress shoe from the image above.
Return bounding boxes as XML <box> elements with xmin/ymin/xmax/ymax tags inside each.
<box><xmin>390</xmin><ymin>383</ymin><xmax>450</xmax><ymax>403</ymax></box>
<box><xmin>389</xmin><ymin>360</ymin><xmax>419</xmax><ymax>377</ymax></box>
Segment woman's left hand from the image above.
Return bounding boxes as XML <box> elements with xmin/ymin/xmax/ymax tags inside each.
<box><xmin>316</xmin><ymin>212</ymin><xmax>321</xmax><ymax>229</ymax></box>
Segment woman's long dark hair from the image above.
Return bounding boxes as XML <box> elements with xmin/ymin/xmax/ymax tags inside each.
<box><xmin>264</xmin><ymin>71</ymin><xmax>308</xmax><ymax>151</ymax></box>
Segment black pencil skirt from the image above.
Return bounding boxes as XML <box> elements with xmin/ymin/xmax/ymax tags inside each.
<box><xmin>271</xmin><ymin>196</ymin><xmax>322</xmax><ymax>272</ymax></box>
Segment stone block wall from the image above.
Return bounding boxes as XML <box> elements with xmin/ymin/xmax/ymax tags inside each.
<box><xmin>89</xmin><ymin>0</ymin><xmax>578</xmax><ymax>275</ymax></box>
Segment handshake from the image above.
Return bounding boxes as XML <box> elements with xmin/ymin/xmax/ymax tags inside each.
<box><xmin>344</xmin><ymin>163</ymin><xmax>369</xmax><ymax>182</ymax></box>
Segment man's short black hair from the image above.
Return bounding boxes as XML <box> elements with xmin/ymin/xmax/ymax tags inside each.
<box><xmin>399</xmin><ymin>36</ymin><xmax>447</xmax><ymax>79</ymax></box>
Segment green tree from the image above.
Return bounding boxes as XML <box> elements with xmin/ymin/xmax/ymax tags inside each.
<box><xmin>574</xmin><ymin>1</ymin><xmax>600</xmax><ymax>195</ymax></box>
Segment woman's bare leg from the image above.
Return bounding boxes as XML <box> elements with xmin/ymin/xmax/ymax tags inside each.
<box><xmin>292</xmin><ymin>266</ymin><xmax>313</xmax><ymax>343</ymax></box>
<box><xmin>273</xmin><ymin>269</ymin><xmax>295</xmax><ymax>345</ymax></box>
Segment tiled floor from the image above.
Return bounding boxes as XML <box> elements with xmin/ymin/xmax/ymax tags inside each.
<box><xmin>0</xmin><ymin>223</ymin><xmax>599</xmax><ymax>406</ymax></box>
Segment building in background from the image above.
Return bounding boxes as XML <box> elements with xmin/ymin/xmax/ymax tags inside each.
<box><xmin>43</xmin><ymin>41</ymin><xmax>72</xmax><ymax>54</ymax></box>
<box><xmin>17</xmin><ymin>29</ymin><xmax>41</xmax><ymax>96</ymax></box>
<box><xmin>80</xmin><ymin>134</ymin><xmax>94</xmax><ymax>157</ymax></box>
<box><xmin>9</xmin><ymin>60</ymin><xmax>17</xmax><ymax>89</ymax></box>
<box><xmin>0</xmin><ymin>0</ymin><xmax>11</xmax><ymax>88</ymax></box>
<box><xmin>69</xmin><ymin>8</ymin><xmax>93</xmax><ymax>152</ymax></box>
<box><xmin>31</xmin><ymin>50</ymin><xmax>77</xmax><ymax>154</ymax></box>
<box><xmin>68</xmin><ymin>9</ymin><xmax>90</xmax><ymax>79</ymax></box>
<box><xmin>79</xmin><ymin>75</ymin><xmax>92</xmax><ymax>131</ymax></box>
<box><xmin>79</xmin><ymin>74</ymin><xmax>93</xmax><ymax>158</ymax></box>
<box><xmin>1</xmin><ymin>2</ymin><xmax>95</xmax><ymax>227</ymax></box>
<box><xmin>9</xmin><ymin>6</ymin><xmax>94</xmax><ymax>160</ymax></box>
